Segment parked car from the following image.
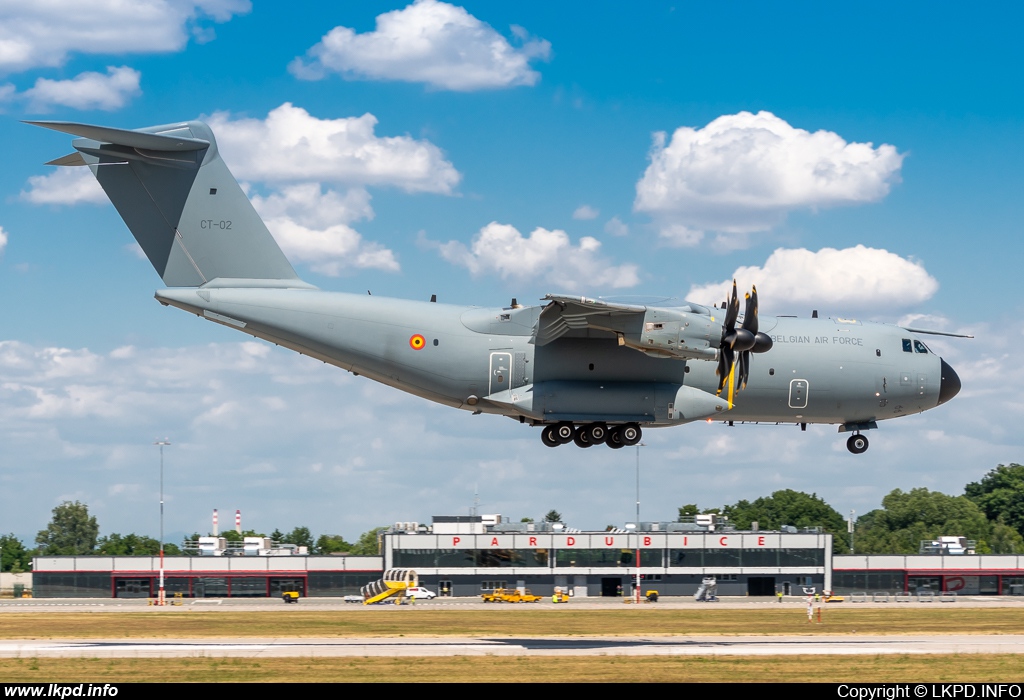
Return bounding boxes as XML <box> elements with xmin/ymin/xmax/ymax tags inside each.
<box><xmin>406</xmin><ymin>586</ymin><xmax>437</xmax><ymax>600</ymax></box>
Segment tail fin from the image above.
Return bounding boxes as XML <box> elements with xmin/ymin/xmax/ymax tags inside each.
<box><xmin>29</xmin><ymin>120</ymin><xmax>306</xmax><ymax>288</ymax></box>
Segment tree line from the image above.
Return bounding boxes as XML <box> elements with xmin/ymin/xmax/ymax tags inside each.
<box><xmin>678</xmin><ymin>463</ymin><xmax>1024</xmax><ymax>555</ymax></box>
<box><xmin>4</xmin><ymin>463</ymin><xmax>1022</xmax><ymax>571</ymax></box>
<box><xmin>0</xmin><ymin>501</ymin><xmax>387</xmax><ymax>572</ymax></box>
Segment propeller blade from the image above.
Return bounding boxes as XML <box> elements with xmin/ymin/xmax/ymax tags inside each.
<box><xmin>742</xmin><ymin>286</ymin><xmax>759</xmax><ymax>335</ymax></box>
<box><xmin>724</xmin><ymin>280</ymin><xmax>739</xmax><ymax>331</ymax></box>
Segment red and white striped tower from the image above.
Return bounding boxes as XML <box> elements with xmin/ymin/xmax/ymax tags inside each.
<box><xmin>212</xmin><ymin>509</ymin><xmax>218</xmax><ymax>536</ymax></box>
<box><xmin>235</xmin><ymin>509</ymin><xmax>241</xmax><ymax>535</ymax></box>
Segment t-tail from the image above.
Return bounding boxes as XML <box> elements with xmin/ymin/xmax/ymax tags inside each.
<box><xmin>28</xmin><ymin>120</ymin><xmax>311</xmax><ymax>289</ymax></box>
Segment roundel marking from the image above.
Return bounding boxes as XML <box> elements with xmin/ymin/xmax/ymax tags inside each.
<box><xmin>409</xmin><ymin>334</ymin><xmax>426</xmax><ymax>350</ymax></box>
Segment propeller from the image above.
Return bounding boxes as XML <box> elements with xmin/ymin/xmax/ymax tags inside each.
<box><xmin>716</xmin><ymin>281</ymin><xmax>773</xmax><ymax>396</ymax></box>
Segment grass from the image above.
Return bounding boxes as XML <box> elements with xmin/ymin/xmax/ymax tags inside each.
<box><xmin>2</xmin><ymin>607</ymin><xmax>1024</xmax><ymax>639</ymax></box>
<box><xmin>0</xmin><ymin>654</ymin><xmax>1023</xmax><ymax>682</ymax></box>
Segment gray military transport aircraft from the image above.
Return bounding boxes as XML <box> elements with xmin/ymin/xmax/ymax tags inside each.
<box><xmin>30</xmin><ymin>119</ymin><xmax>966</xmax><ymax>454</ymax></box>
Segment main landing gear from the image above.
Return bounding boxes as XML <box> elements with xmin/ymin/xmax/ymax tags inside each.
<box><xmin>846</xmin><ymin>433</ymin><xmax>869</xmax><ymax>455</ymax></box>
<box><xmin>541</xmin><ymin>422</ymin><xmax>642</xmax><ymax>449</ymax></box>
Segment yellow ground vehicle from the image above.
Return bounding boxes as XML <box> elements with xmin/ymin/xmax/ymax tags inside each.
<box><xmin>510</xmin><ymin>589</ymin><xmax>543</xmax><ymax>603</ymax></box>
<box><xmin>552</xmin><ymin>591</ymin><xmax>570</xmax><ymax>603</ymax></box>
<box><xmin>281</xmin><ymin>591</ymin><xmax>299</xmax><ymax>603</ymax></box>
<box><xmin>481</xmin><ymin>587</ymin><xmax>508</xmax><ymax>602</ymax></box>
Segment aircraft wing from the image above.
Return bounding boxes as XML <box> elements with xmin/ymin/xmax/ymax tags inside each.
<box><xmin>533</xmin><ymin>294</ymin><xmax>720</xmax><ymax>361</ymax></box>
<box><xmin>533</xmin><ymin>295</ymin><xmax>648</xmax><ymax>346</ymax></box>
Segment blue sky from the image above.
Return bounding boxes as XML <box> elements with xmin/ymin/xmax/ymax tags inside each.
<box><xmin>1</xmin><ymin>1</ymin><xmax>1021</xmax><ymax>545</ymax></box>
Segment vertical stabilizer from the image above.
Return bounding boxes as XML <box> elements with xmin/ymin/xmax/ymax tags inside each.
<box><xmin>29</xmin><ymin>120</ymin><xmax>304</xmax><ymax>288</ymax></box>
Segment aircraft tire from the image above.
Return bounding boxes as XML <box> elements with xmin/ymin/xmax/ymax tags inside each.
<box><xmin>621</xmin><ymin>423</ymin><xmax>642</xmax><ymax>446</ymax></box>
<box><xmin>555</xmin><ymin>422</ymin><xmax>575</xmax><ymax>444</ymax></box>
<box><xmin>541</xmin><ymin>425</ymin><xmax>561</xmax><ymax>447</ymax></box>
<box><xmin>586</xmin><ymin>423</ymin><xmax>608</xmax><ymax>444</ymax></box>
<box><xmin>607</xmin><ymin>427</ymin><xmax>625</xmax><ymax>449</ymax></box>
<box><xmin>573</xmin><ymin>428</ymin><xmax>592</xmax><ymax>448</ymax></box>
<box><xmin>847</xmin><ymin>434</ymin><xmax>869</xmax><ymax>454</ymax></box>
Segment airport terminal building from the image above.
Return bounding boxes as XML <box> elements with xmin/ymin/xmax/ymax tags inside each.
<box><xmin>30</xmin><ymin>514</ymin><xmax>1024</xmax><ymax>599</ymax></box>
<box><xmin>31</xmin><ymin>514</ymin><xmax>832</xmax><ymax>599</ymax></box>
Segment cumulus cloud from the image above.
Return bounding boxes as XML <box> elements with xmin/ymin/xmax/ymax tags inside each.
<box><xmin>686</xmin><ymin>246</ymin><xmax>939</xmax><ymax>314</ymax></box>
<box><xmin>207</xmin><ymin>103</ymin><xmax>460</xmax><ymax>194</ymax></box>
<box><xmin>572</xmin><ymin>204</ymin><xmax>599</xmax><ymax>220</ymax></box>
<box><xmin>251</xmin><ymin>184</ymin><xmax>399</xmax><ymax>275</ymax></box>
<box><xmin>428</xmin><ymin>222</ymin><xmax>639</xmax><ymax>290</ymax></box>
<box><xmin>20</xmin><ymin>167</ymin><xmax>107</xmax><ymax>205</ymax></box>
<box><xmin>289</xmin><ymin>0</ymin><xmax>550</xmax><ymax>91</ymax></box>
<box><xmin>634</xmin><ymin>111</ymin><xmax>905</xmax><ymax>243</ymax></box>
<box><xmin>21</xmin><ymin>66</ymin><xmax>141</xmax><ymax>111</ymax></box>
<box><xmin>604</xmin><ymin>216</ymin><xmax>629</xmax><ymax>237</ymax></box>
<box><xmin>0</xmin><ymin>1</ymin><xmax>250</xmax><ymax>73</ymax></box>
<box><xmin>0</xmin><ymin>226</ymin><xmax>7</xmax><ymax>255</ymax></box>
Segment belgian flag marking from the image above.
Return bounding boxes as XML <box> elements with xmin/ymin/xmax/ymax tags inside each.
<box><xmin>409</xmin><ymin>334</ymin><xmax>426</xmax><ymax>350</ymax></box>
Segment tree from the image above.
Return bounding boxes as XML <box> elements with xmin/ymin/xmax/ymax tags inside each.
<box><xmin>316</xmin><ymin>534</ymin><xmax>352</xmax><ymax>554</ymax></box>
<box><xmin>284</xmin><ymin>526</ymin><xmax>314</xmax><ymax>550</ymax></box>
<box><xmin>854</xmin><ymin>488</ymin><xmax>993</xmax><ymax>554</ymax></box>
<box><xmin>349</xmin><ymin>527</ymin><xmax>387</xmax><ymax>555</ymax></box>
<box><xmin>544</xmin><ymin>510</ymin><xmax>562</xmax><ymax>523</ymax></box>
<box><xmin>35</xmin><ymin>501</ymin><xmax>98</xmax><ymax>555</ymax></box>
<box><xmin>965</xmin><ymin>464</ymin><xmax>1024</xmax><ymax>539</ymax></box>
<box><xmin>0</xmin><ymin>534</ymin><xmax>29</xmax><ymax>573</ymax></box>
<box><xmin>96</xmin><ymin>533</ymin><xmax>161</xmax><ymax>556</ymax></box>
<box><xmin>520</xmin><ymin>517</ymin><xmax>534</xmax><ymax>523</ymax></box>
<box><xmin>719</xmin><ymin>490</ymin><xmax>850</xmax><ymax>553</ymax></box>
<box><xmin>677</xmin><ymin>504</ymin><xmax>700</xmax><ymax>519</ymax></box>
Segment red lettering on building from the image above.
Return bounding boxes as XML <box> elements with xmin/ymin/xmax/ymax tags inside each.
<box><xmin>758</xmin><ymin>536</ymin><xmax>765</xmax><ymax>546</ymax></box>
<box><xmin>604</xmin><ymin>536</ymin><xmax>614</xmax><ymax>546</ymax></box>
<box><xmin>490</xmin><ymin>537</ymin><xmax>499</xmax><ymax>546</ymax></box>
<box><xmin>719</xmin><ymin>536</ymin><xmax>728</xmax><ymax>546</ymax></box>
<box><xmin>684</xmin><ymin>536</ymin><xmax>688</xmax><ymax>546</ymax></box>
<box><xmin>529</xmin><ymin>537</ymin><xmax>537</xmax><ymax>546</ymax></box>
<box><xmin>643</xmin><ymin>536</ymin><xmax>651</xmax><ymax>546</ymax></box>
<box><xmin>566</xmin><ymin>536</ymin><xmax>576</xmax><ymax>546</ymax></box>
<box><xmin>452</xmin><ymin>537</ymin><xmax>460</xmax><ymax>546</ymax></box>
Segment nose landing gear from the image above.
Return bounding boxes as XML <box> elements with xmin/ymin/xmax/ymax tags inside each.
<box><xmin>846</xmin><ymin>433</ymin><xmax>869</xmax><ymax>454</ymax></box>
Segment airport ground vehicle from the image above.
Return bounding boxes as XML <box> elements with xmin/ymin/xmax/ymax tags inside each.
<box><xmin>406</xmin><ymin>586</ymin><xmax>437</xmax><ymax>600</ymax></box>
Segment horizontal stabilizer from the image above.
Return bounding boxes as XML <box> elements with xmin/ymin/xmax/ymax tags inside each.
<box><xmin>45</xmin><ymin>152</ymin><xmax>87</xmax><ymax>167</ymax></box>
<box><xmin>25</xmin><ymin>121</ymin><xmax>209</xmax><ymax>152</ymax></box>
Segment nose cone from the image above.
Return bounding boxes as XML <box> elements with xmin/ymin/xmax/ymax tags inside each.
<box><xmin>938</xmin><ymin>358</ymin><xmax>961</xmax><ymax>405</ymax></box>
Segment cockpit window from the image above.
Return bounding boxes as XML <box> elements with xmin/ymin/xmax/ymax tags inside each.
<box><xmin>914</xmin><ymin>340</ymin><xmax>929</xmax><ymax>354</ymax></box>
<box><xmin>902</xmin><ymin>339</ymin><xmax>913</xmax><ymax>353</ymax></box>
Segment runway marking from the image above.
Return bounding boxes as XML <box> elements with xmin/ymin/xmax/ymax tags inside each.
<box><xmin>2</xmin><ymin>636</ymin><xmax>1023</xmax><ymax>658</ymax></box>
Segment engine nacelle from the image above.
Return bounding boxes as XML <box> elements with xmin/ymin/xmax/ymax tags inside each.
<box><xmin>619</xmin><ymin>308</ymin><xmax>719</xmax><ymax>360</ymax></box>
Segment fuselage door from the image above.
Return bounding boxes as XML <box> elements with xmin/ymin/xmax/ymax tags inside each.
<box><xmin>489</xmin><ymin>351</ymin><xmax>512</xmax><ymax>395</ymax></box>
<box><xmin>789</xmin><ymin>379</ymin><xmax>809</xmax><ymax>409</ymax></box>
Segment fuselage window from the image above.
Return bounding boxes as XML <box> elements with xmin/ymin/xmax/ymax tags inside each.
<box><xmin>914</xmin><ymin>340</ymin><xmax>929</xmax><ymax>354</ymax></box>
<box><xmin>902</xmin><ymin>339</ymin><xmax>913</xmax><ymax>353</ymax></box>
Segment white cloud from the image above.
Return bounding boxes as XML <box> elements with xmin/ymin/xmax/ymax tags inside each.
<box><xmin>429</xmin><ymin>221</ymin><xmax>639</xmax><ymax>290</ymax></box>
<box><xmin>21</xmin><ymin>66</ymin><xmax>141</xmax><ymax>111</ymax></box>
<box><xmin>686</xmin><ymin>246</ymin><xmax>939</xmax><ymax>314</ymax></box>
<box><xmin>572</xmin><ymin>204</ymin><xmax>599</xmax><ymax>220</ymax></box>
<box><xmin>604</xmin><ymin>216</ymin><xmax>629</xmax><ymax>237</ymax></box>
<box><xmin>0</xmin><ymin>226</ymin><xmax>7</xmax><ymax>256</ymax></box>
<box><xmin>0</xmin><ymin>1</ymin><xmax>250</xmax><ymax>73</ymax></box>
<box><xmin>207</xmin><ymin>103</ymin><xmax>460</xmax><ymax>194</ymax></box>
<box><xmin>289</xmin><ymin>0</ymin><xmax>550</xmax><ymax>91</ymax></box>
<box><xmin>251</xmin><ymin>184</ymin><xmax>399</xmax><ymax>275</ymax></box>
<box><xmin>634</xmin><ymin>111</ymin><xmax>905</xmax><ymax>242</ymax></box>
<box><xmin>20</xmin><ymin>167</ymin><xmax>107</xmax><ymax>205</ymax></box>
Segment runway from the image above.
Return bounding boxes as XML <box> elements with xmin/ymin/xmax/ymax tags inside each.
<box><xmin>2</xmin><ymin>635</ymin><xmax>1023</xmax><ymax>658</ymax></box>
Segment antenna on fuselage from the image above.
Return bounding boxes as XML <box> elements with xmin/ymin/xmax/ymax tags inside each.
<box><xmin>430</xmin><ymin>294</ymin><xmax>436</xmax><ymax>302</ymax></box>
<box><xmin>812</xmin><ymin>310</ymin><xmax>818</xmax><ymax>318</ymax></box>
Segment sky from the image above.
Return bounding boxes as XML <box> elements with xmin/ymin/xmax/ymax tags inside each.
<box><xmin>1</xmin><ymin>1</ymin><xmax>1022</xmax><ymax>545</ymax></box>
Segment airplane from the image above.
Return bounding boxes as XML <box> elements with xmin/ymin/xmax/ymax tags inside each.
<box><xmin>28</xmin><ymin>119</ymin><xmax>966</xmax><ymax>455</ymax></box>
